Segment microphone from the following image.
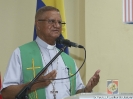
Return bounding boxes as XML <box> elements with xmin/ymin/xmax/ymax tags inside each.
<box><xmin>56</xmin><ymin>37</ymin><xmax>84</xmax><ymax>48</ymax></box>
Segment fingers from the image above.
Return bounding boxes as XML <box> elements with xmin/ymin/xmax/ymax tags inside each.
<box><xmin>32</xmin><ymin>70</ymin><xmax>57</xmax><ymax>90</ymax></box>
<box><xmin>43</xmin><ymin>70</ymin><xmax>57</xmax><ymax>79</ymax></box>
<box><xmin>40</xmin><ymin>70</ymin><xmax>57</xmax><ymax>80</ymax></box>
<box><xmin>85</xmin><ymin>70</ymin><xmax>100</xmax><ymax>92</ymax></box>
<box><xmin>91</xmin><ymin>76</ymin><xmax>99</xmax><ymax>86</ymax></box>
<box><xmin>37</xmin><ymin>70</ymin><xmax>57</xmax><ymax>87</ymax></box>
<box><xmin>41</xmin><ymin>68</ymin><xmax>48</xmax><ymax>76</ymax></box>
<box><xmin>94</xmin><ymin>69</ymin><xmax>100</xmax><ymax>76</ymax></box>
<box><xmin>92</xmin><ymin>70</ymin><xmax>100</xmax><ymax>84</ymax></box>
<box><xmin>92</xmin><ymin>69</ymin><xmax>100</xmax><ymax>84</ymax></box>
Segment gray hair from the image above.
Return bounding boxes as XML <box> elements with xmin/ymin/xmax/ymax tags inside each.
<box><xmin>35</xmin><ymin>6</ymin><xmax>59</xmax><ymax>20</ymax></box>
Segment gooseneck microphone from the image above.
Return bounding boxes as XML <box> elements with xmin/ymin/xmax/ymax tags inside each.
<box><xmin>56</xmin><ymin>37</ymin><xmax>84</xmax><ymax>48</ymax></box>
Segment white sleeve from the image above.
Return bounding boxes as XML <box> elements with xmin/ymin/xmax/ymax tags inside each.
<box><xmin>2</xmin><ymin>48</ymin><xmax>23</xmax><ymax>89</ymax></box>
<box><xmin>75</xmin><ymin>62</ymin><xmax>85</xmax><ymax>91</ymax></box>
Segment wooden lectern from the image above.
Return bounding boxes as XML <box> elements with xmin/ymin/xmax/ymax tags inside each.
<box><xmin>64</xmin><ymin>93</ymin><xmax>133</xmax><ymax>99</ymax></box>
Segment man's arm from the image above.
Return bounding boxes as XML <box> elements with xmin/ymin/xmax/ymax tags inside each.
<box><xmin>1</xmin><ymin>70</ymin><xmax>57</xmax><ymax>99</ymax></box>
<box><xmin>76</xmin><ymin>87</ymin><xmax>92</xmax><ymax>94</ymax></box>
<box><xmin>76</xmin><ymin>69</ymin><xmax>100</xmax><ymax>94</ymax></box>
<box><xmin>2</xmin><ymin>83</ymin><xmax>28</xmax><ymax>99</ymax></box>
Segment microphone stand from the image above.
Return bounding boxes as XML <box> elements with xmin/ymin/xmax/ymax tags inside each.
<box><xmin>15</xmin><ymin>46</ymin><xmax>67</xmax><ymax>99</ymax></box>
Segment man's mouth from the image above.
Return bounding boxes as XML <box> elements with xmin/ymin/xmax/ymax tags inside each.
<box><xmin>52</xmin><ymin>30</ymin><xmax>59</xmax><ymax>32</ymax></box>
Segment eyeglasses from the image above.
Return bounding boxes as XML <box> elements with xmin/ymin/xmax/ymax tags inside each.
<box><xmin>38</xmin><ymin>19</ymin><xmax>66</xmax><ymax>27</ymax></box>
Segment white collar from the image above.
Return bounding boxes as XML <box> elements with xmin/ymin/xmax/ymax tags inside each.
<box><xmin>35</xmin><ymin>36</ymin><xmax>56</xmax><ymax>50</ymax></box>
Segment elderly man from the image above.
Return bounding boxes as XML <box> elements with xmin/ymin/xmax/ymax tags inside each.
<box><xmin>1</xmin><ymin>6</ymin><xmax>100</xmax><ymax>99</ymax></box>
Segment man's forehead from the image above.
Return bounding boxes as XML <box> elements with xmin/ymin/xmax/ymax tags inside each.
<box><xmin>43</xmin><ymin>11</ymin><xmax>60</xmax><ymax>15</ymax></box>
<box><xmin>41</xmin><ymin>11</ymin><xmax>61</xmax><ymax>18</ymax></box>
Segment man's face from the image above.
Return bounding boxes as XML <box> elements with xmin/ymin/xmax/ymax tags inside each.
<box><xmin>36</xmin><ymin>11</ymin><xmax>62</xmax><ymax>44</ymax></box>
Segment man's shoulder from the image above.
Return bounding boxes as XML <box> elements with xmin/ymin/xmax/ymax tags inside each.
<box><xmin>19</xmin><ymin>41</ymin><xmax>35</xmax><ymax>48</ymax></box>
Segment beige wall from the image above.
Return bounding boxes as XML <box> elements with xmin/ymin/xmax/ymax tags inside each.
<box><xmin>0</xmin><ymin>0</ymin><xmax>133</xmax><ymax>94</ymax></box>
<box><xmin>64</xmin><ymin>0</ymin><xmax>86</xmax><ymax>83</ymax></box>
<box><xmin>0</xmin><ymin>0</ymin><xmax>36</xmax><ymax>79</ymax></box>
<box><xmin>85</xmin><ymin>0</ymin><xmax>133</xmax><ymax>93</ymax></box>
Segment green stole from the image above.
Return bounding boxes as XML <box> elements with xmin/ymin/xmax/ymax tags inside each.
<box><xmin>19</xmin><ymin>41</ymin><xmax>76</xmax><ymax>99</ymax></box>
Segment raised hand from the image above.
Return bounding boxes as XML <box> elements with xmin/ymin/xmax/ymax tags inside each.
<box><xmin>85</xmin><ymin>69</ymin><xmax>100</xmax><ymax>92</ymax></box>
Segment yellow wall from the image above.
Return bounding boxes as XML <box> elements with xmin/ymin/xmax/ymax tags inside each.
<box><xmin>0</xmin><ymin>0</ymin><xmax>133</xmax><ymax>94</ymax></box>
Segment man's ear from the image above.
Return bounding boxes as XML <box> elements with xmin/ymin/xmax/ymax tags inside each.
<box><xmin>35</xmin><ymin>21</ymin><xmax>40</xmax><ymax>30</ymax></box>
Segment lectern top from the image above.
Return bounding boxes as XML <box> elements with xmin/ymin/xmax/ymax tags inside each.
<box><xmin>64</xmin><ymin>93</ymin><xmax>133</xmax><ymax>99</ymax></box>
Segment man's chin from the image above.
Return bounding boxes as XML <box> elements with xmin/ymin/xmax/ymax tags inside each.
<box><xmin>53</xmin><ymin>33</ymin><xmax>60</xmax><ymax>38</ymax></box>
<box><xmin>51</xmin><ymin>35</ymin><xmax>60</xmax><ymax>40</ymax></box>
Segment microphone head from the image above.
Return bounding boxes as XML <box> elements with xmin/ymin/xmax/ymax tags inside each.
<box><xmin>56</xmin><ymin>37</ymin><xmax>84</xmax><ymax>48</ymax></box>
<box><xmin>56</xmin><ymin>37</ymin><xmax>72</xmax><ymax>47</ymax></box>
